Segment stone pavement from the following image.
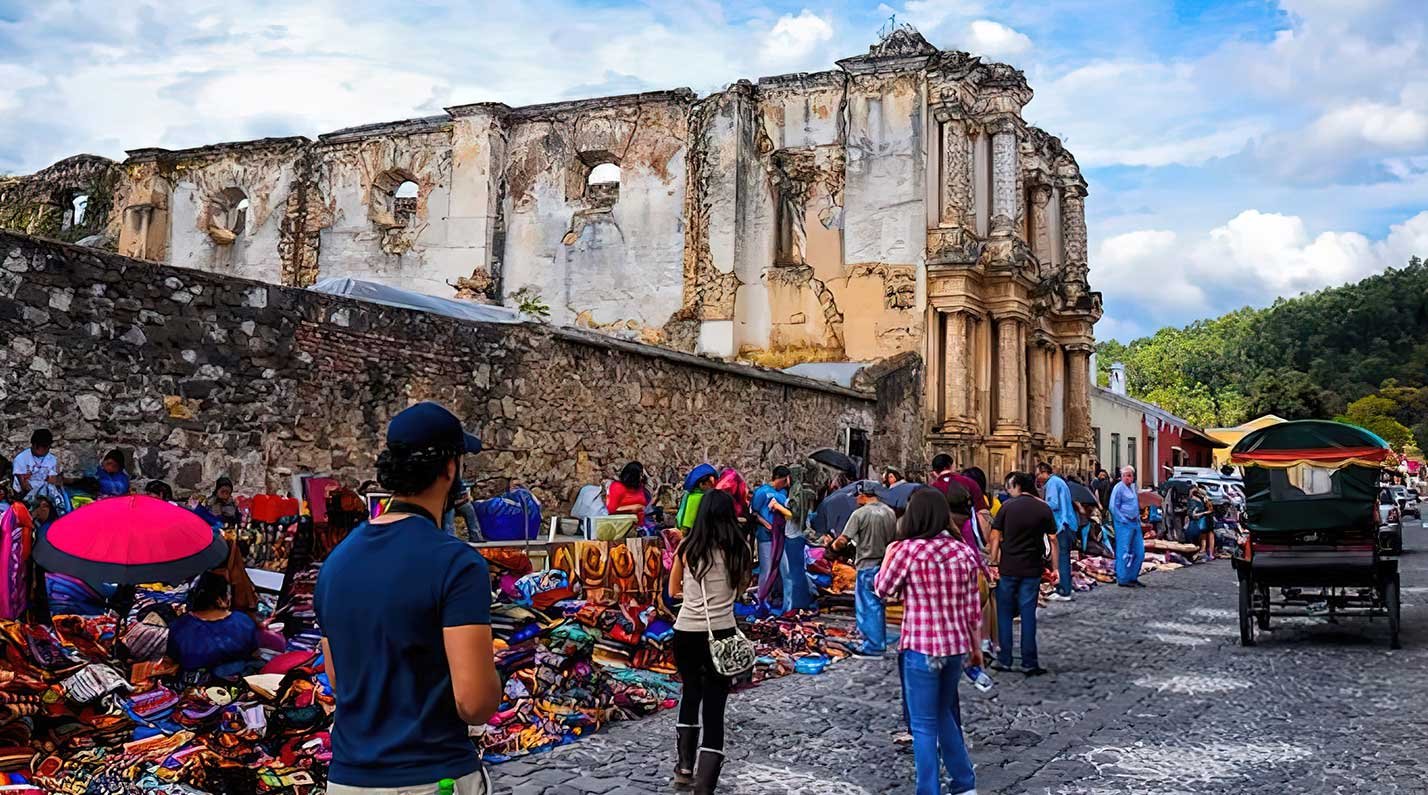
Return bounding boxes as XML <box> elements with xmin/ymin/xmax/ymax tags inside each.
<box><xmin>491</xmin><ymin>519</ymin><xmax>1428</xmax><ymax>794</ymax></box>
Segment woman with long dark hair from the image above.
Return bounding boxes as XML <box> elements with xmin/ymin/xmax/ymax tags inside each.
<box><xmin>667</xmin><ymin>489</ymin><xmax>751</xmax><ymax>793</ymax></box>
<box><xmin>606</xmin><ymin>461</ymin><xmax>650</xmax><ymax>526</ymax></box>
<box><xmin>876</xmin><ymin>486</ymin><xmax>982</xmax><ymax>795</ymax></box>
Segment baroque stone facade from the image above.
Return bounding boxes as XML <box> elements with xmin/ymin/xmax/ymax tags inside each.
<box><xmin>0</xmin><ymin>232</ymin><xmax>921</xmax><ymax>508</ymax></box>
<box><xmin>0</xmin><ymin>27</ymin><xmax>1099</xmax><ymax>477</ymax></box>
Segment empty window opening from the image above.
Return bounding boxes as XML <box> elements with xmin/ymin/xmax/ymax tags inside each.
<box><xmin>371</xmin><ymin>171</ymin><xmax>421</xmax><ymax>230</ymax></box>
<box><xmin>586</xmin><ymin>162</ymin><xmax>621</xmax><ymax>207</ymax></box>
<box><xmin>393</xmin><ymin>180</ymin><xmax>419</xmax><ymax>225</ymax></box>
<box><xmin>61</xmin><ymin>193</ymin><xmax>90</xmax><ymax>230</ymax></box>
<box><xmin>588</xmin><ymin>163</ymin><xmax>621</xmax><ymax>185</ymax></box>
<box><xmin>212</xmin><ymin>187</ymin><xmax>250</xmax><ymax>236</ymax></box>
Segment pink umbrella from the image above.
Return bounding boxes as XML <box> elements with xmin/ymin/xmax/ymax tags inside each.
<box><xmin>34</xmin><ymin>495</ymin><xmax>229</xmax><ymax>585</ymax></box>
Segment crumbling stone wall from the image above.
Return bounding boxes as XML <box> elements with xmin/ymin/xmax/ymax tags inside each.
<box><xmin>0</xmin><ymin>232</ymin><xmax>915</xmax><ymax>509</ymax></box>
<box><xmin>0</xmin><ymin>27</ymin><xmax>1097</xmax><ymax>434</ymax></box>
<box><xmin>500</xmin><ymin>91</ymin><xmax>693</xmax><ymax>341</ymax></box>
<box><xmin>0</xmin><ymin>155</ymin><xmax>121</xmax><ymax>246</ymax></box>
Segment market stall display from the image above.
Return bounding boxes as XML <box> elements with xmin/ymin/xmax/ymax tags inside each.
<box><xmin>0</xmin><ymin>499</ymin><xmax>855</xmax><ymax>794</ymax></box>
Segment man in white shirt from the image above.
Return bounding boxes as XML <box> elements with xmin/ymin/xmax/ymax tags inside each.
<box><xmin>13</xmin><ymin>428</ymin><xmax>59</xmax><ymax>496</ymax></box>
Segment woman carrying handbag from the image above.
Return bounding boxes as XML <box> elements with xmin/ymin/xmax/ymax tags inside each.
<box><xmin>667</xmin><ymin>489</ymin><xmax>754</xmax><ymax>793</ymax></box>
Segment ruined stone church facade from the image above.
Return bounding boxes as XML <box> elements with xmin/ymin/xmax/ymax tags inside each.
<box><xmin>0</xmin><ymin>28</ymin><xmax>1100</xmax><ymax>476</ymax></box>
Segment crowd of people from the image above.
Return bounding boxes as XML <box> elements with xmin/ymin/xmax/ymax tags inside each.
<box><xmin>0</xmin><ymin>407</ymin><xmax>1212</xmax><ymax>795</ymax></box>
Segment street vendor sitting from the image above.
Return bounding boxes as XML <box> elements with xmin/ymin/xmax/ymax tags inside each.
<box><xmin>166</xmin><ymin>571</ymin><xmax>262</xmax><ymax>676</ymax></box>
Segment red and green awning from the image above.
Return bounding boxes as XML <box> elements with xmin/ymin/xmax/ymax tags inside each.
<box><xmin>1230</xmin><ymin>420</ymin><xmax>1391</xmax><ymax>469</ymax></box>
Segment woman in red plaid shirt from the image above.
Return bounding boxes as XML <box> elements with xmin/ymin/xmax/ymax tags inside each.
<box><xmin>876</xmin><ymin>485</ymin><xmax>983</xmax><ymax>795</ymax></box>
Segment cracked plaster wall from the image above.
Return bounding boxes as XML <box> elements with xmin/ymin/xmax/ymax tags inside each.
<box><xmin>501</xmin><ymin>97</ymin><xmax>690</xmax><ymax>337</ymax></box>
<box><xmin>167</xmin><ymin>148</ymin><xmax>301</xmax><ymax>284</ymax></box>
<box><xmin>313</xmin><ymin>129</ymin><xmax>477</xmax><ymax>297</ymax></box>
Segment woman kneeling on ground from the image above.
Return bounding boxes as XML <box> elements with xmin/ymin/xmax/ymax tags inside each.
<box><xmin>167</xmin><ymin>571</ymin><xmax>264</xmax><ymax>677</ymax></box>
<box><xmin>668</xmin><ymin>489</ymin><xmax>751</xmax><ymax>793</ymax></box>
<box><xmin>876</xmin><ymin>486</ymin><xmax>983</xmax><ymax>795</ymax></box>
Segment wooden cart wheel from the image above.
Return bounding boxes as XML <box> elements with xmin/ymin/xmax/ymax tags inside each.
<box><xmin>1386</xmin><ymin>576</ymin><xmax>1401</xmax><ymax>650</ymax></box>
<box><xmin>1239</xmin><ymin>576</ymin><xmax>1256</xmax><ymax>647</ymax></box>
<box><xmin>1257</xmin><ymin>584</ymin><xmax>1271</xmax><ymax>630</ymax></box>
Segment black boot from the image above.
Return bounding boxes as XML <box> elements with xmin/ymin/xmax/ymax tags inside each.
<box><xmin>692</xmin><ymin>747</ymin><xmax>725</xmax><ymax>794</ymax></box>
<box><xmin>672</xmin><ymin>724</ymin><xmax>700</xmax><ymax>790</ymax></box>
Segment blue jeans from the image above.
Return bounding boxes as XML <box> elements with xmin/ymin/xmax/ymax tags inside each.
<box><xmin>1114</xmin><ymin>519</ymin><xmax>1145</xmax><ymax>584</ymax></box>
<box><xmin>900</xmin><ymin>651</ymin><xmax>976</xmax><ymax>795</ymax></box>
<box><xmin>780</xmin><ymin>535</ymin><xmax>811</xmax><ymax>613</ymax></box>
<box><xmin>996</xmin><ymin>576</ymin><xmax>1040</xmax><ymax>670</ymax></box>
<box><xmin>443</xmin><ymin>503</ymin><xmax>482</xmax><ymax>541</ymax></box>
<box><xmin>854</xmin><ymin>567</ymin><xmax>886</xmax><ymax>653</ymax></box>
<box><xmin>1055</xmin><ymin>526</ymin><xmax>1074</xmax><ymax>596</ymax></box>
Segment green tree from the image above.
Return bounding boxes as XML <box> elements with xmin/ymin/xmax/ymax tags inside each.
<box><xmin>1335</xmin><ymin>395</ymin><xmax>1413</xmax><ymax>450</ymax></box>
<box><xmin>1099</xmin><ymin>256</ymin><xmax>1427</xmax><ymax>432</ymax></box>
<box><xmin>1244</xmin><ymin>369</ymin><xmax>1332</xmax><ymax>420</ymax></box>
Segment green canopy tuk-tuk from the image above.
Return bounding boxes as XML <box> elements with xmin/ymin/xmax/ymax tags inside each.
<box><xmin>1229</xmin><ymin>420</ymin><xmax>1401</xmax><ymax>648</ymax></box>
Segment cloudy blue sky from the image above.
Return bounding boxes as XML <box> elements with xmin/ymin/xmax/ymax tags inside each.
<box><xmin>2</xmin><ymin>0</ymin><xmax>1424</xmax><ymax>340</ymax></box>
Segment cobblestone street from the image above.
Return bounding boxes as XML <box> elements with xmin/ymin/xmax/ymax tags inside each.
<box><xmin>493</xmin><ymin>518</ymin><xmax>1428</xmax><ymax>794</ymax></box>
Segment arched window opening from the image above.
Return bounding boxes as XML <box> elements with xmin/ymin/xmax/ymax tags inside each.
<box><xmin>393</xmin><ymin>180</ymin><xmax>419</xmax><ymax>226</ymax></box>
<box><xmin>207</xmin><ymin>187</ymin><xmax>250</xmax><ymax>245</ymax></box>
<box><xmin>371</xmin><ymin>171</ymin><xmax>421</xmax><ymax>230</ymax></box>
<box><xmin>586</xmin><ymin>162</ymin><xmax>620</xmax><ymax>207</ymax></box>
<box><xmin>217</xmin><ymin>187</ymin><xmax>249</xmax><ymax>234</ymax></box>
<box><xmin>61</xmin><ymin>192</ymin><xmax>90</xmax><ymax>231</ymax></box>
<box><xmin>588</xmin><ymin>163</ymin><xmax>621</xmax><ymax>185</ymax></box>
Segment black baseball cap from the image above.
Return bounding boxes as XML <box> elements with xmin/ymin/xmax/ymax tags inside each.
<box><xmin>386</xmin><ymin>402</ymin><xmax>482</xmax><ymax>455</ymax></box>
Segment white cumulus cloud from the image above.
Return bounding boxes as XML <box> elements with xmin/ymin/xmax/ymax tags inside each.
<box><xmin>760</xmin><ymin>10</ymin><xmax>835</xmax><ymax>67</ymax></box>
<box><xmin>963</xmin><ymin>20</ymin><xmax>1031</xmax><ymax>58</ymax></box>
<box><xmin>1095</xmin><ymin>209</ymin><xmax>1428</xmax><ymax>339</ymax></box>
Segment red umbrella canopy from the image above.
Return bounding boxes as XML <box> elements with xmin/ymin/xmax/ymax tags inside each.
<box><xmin>35</xmin><ymin>495</ymin><xmax>229</xmax><ymax>585</ymax></box>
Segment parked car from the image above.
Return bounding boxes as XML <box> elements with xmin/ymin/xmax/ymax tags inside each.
<box><xmin>1390</xmin><ymin>485</ymin><xmax>1421</xmax><ymax>519</ymax></box>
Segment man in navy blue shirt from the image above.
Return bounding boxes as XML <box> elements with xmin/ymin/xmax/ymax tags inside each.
<box><xmin>318</xmin><ymin>402</ymin><xmax>501</xmax><ymax>794</ymax></box>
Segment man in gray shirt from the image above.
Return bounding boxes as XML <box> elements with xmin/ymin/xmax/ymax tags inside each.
<box><xmin>833</xmin><ymin>482</ymin><xmax>899</xmax><ymax>655</ymax></box>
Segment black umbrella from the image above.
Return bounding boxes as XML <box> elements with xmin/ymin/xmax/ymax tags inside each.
<box><xmin>1069</xmin><ymin>481</ymin><xmax>1099</xmax><ymax>506</ymax></box>
<box><xmin>808</xmin><ymin>448</ymin><xmax>858</xmax><ymax>476</ymax></box>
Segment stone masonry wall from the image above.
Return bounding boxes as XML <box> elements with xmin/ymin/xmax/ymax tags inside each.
<box><xmin>0</xmin><ymin>232</ymin><xmax>911</xmax><ymax>510</ymax></box>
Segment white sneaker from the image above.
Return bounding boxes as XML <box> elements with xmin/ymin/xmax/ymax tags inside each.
<box><xmin>1047</xmin><ymin>593</ymin><xmax>1073</xmax><ymax>602</ymax></box>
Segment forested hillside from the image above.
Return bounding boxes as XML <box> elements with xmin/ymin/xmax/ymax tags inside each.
<box><xmin>1096</xmin><ymin>257</ymin><xmax>1428</xmax><ymax>450</ymax></box>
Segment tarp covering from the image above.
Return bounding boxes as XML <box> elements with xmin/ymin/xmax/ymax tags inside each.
<box><xmin>1241</xmin><ymin>464</ymin><xmax>1379</xmax><ymax>536</ymax></box>
<box><xmin>1229</xmin><ymin>420</ymin><xmax>1391</xmax><ymax>469</ymax></box>
<box><xmin>309</xmin><ymin>277</ymin><xmax>524</xmax><ymax>325</ymax></box>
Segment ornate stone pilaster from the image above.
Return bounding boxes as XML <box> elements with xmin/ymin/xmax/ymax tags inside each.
<box><xmin>1027</xmin><ymin>340</ymin><xmax>1049</xmax><ymax>438</ymax></box>
<box><xmin>995</xmin><ymin>317</ymin><xmax>1026</xmax><ymax>430</ymax></box>
<box><xmin>943</xmin><ymin>310</ymin><xmax>972</xmax><ymax>428</ymax></box>
<box><xmin>938</xmin><ymin>113</ymin><xmax>974</xmax><ymax>231</ymax></box>
<box><xmin>989</xmin><ymin>118</ymin><xmax>1019</xmax><ymax>238</ymax></box>
<box><xmin>1065</xmin><ymin>344</ymin><xmax>1093</xmax><ymax>446</ymax></box>
<box><xmin>1060</xmin><ymin>185</ymin><xmax>1089</xmax><ymax>287</ymax></box>
<box><xmin>927</xmin><ymin>107</ymin><xmax>981</xmax><ymax>265</ymax></box>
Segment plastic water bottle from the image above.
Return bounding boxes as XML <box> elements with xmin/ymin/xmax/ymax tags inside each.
<box><xmin>964</xmin><ymin>666</ymin><xmax>994</xmax><ymax>692</ymax></box>
<box><xmin>438</xmin><ymin>779</ymin><xmax>456</xmax><ymax>795</ymax></box>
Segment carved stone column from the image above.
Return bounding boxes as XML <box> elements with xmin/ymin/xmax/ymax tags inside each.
<box><xmin>940</xmin><ymin>116</ymin><xmax>975</xmax><ymax>231</ymax></box>
<box><xmin>943</xmin><ymin>310</ymin><xmax>971</xmax><ymax>427</ymax></box>
<box><xmin>996</xmin><ymin>317</ymin><xmax>1026</xmax><ymax>430</ymax></box>
<box><xmin>1066</xmin><ymin>345</ymin><xmax>1093</xmax><ymax>445</ymax></box>
<box><xmin>989</xmin><ymin>118</ymin><xmax>1019</xmax><ymax>237</ymax></box>
<box><xmin>1060</xmin><ymin>185</ymin><xmax>1089</xmax><ymax>286</ymax></box>
<box><xmin>1027</xmin><ymin>340</ymin><xmax>1049</xmax><ymax>438</ymax></box>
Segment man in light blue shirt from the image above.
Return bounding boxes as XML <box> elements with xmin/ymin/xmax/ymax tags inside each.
<box><xmin>1037</xmin><ymin>462</ymin><xmax>1079</xmax><ymax>602</ymax></box>
<box><xmin>1110</xmin><ymin>466</ymin><xmax>1146</xmax><ymax>587</ymax></box>
<box><xmin>750</xmin><ymin>466</ymin><xmax>793</xmax><ymax>609</ymax></box>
